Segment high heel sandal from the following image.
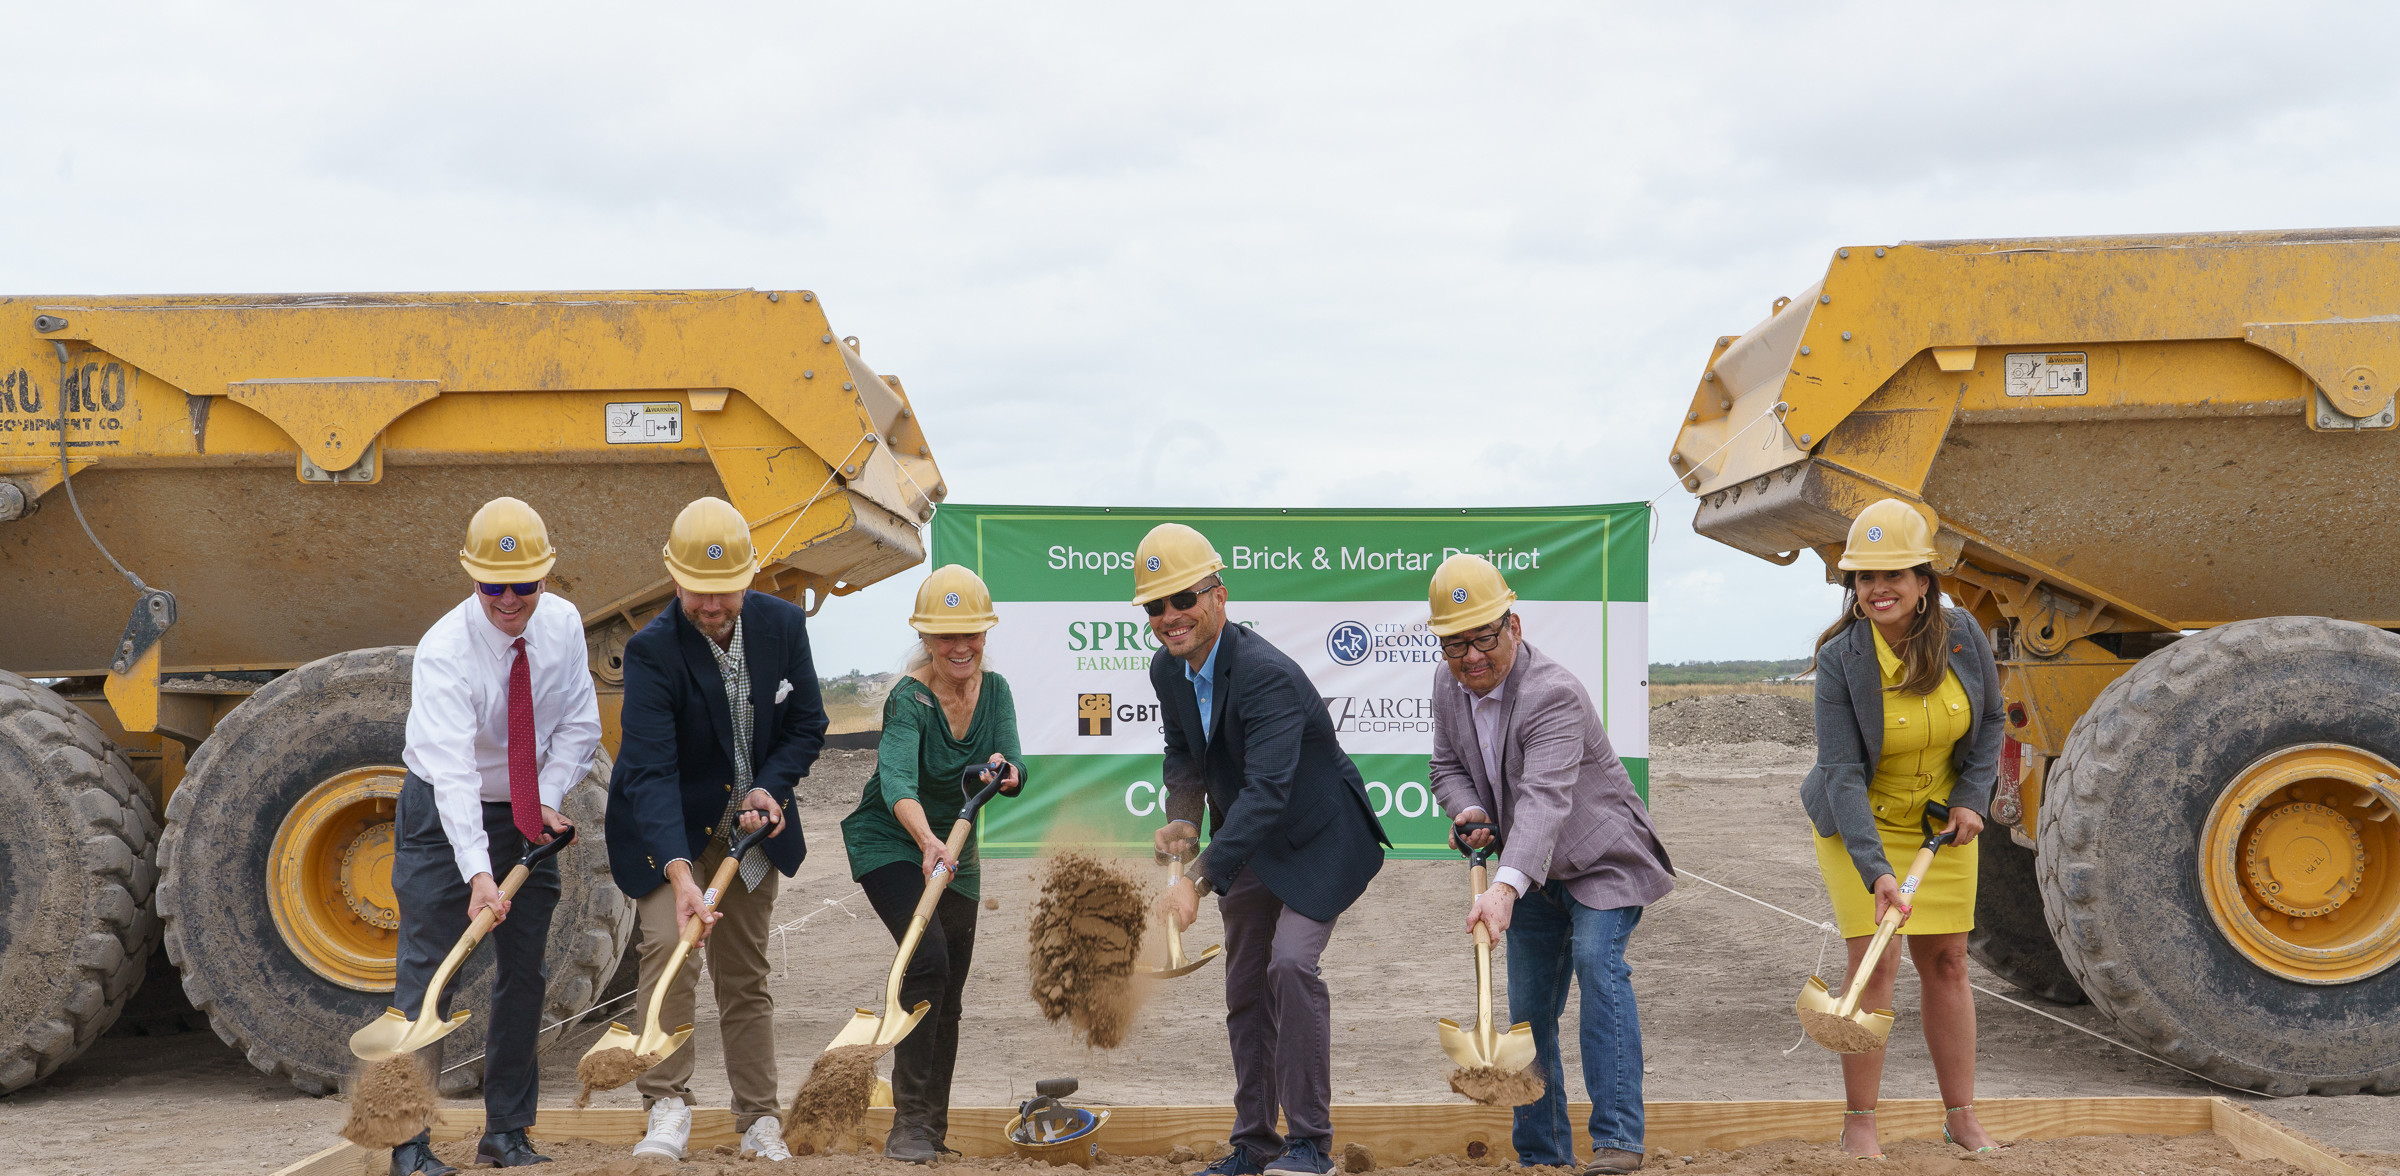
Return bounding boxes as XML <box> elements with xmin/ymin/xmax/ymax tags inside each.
<box><xmin>1842</xmin><ymin>1108</ymin><xmax>1884</xmax><ymax>1160</ymax></box>
<box><xmin>1943</xmin><ymin>1103</ymin><xmax>2004</xmax><ymax>1154</ymax></box>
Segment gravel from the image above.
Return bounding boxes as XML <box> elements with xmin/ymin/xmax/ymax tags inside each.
<box><xmin>1648</xmin><ymin>693</ymin><xmax>1815</xmax><ymax>748</ymax></box>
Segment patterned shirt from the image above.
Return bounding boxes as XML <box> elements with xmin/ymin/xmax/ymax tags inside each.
<box><xmin>707</xmin><ymin>616</ymin><xmax>770</xmax><ymax>891</ymax></box>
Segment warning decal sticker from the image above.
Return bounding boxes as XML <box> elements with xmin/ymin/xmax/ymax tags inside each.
<box><xmin>2004</xmin><ymin>352</ymin><xmax>2089</xmax><ymax>397</ymax></box>
<box><xmin>606</xmin><ymin>402</ymin><xmax>684</xmax><ymax>444</ymax></box>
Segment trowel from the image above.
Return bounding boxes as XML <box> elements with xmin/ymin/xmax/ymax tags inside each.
<box><xmin>1796</xmin><ymin>799</ymin><xmax>1958</xmax><ymax>1054</ymax></box>
<box><xmin>350</xmin><ymin>827</ymin><xmax>577</xmax><ymax>1062</ymax></box>
<box><xmin>1437</xmin><ymin>822</ymin><xmax>1538</xmax><ymax>1073</ymax></box>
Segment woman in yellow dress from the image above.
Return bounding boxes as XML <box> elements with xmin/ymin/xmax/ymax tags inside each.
<box><xmin>1802</xmin><ymin>498</ymin><xmax>2004</xmax><ymax>1158</ymax></box>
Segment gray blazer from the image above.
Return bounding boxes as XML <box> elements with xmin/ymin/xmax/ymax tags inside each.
<box><xmin>1801</xmin><ymin>606</ymin><xmax>2004</xmax><ymax>891</ymax></box>
<box><xmin>1429</xmin><ymin>641</ymin><xmax>1674</xmax><ymax>912</ymax></box>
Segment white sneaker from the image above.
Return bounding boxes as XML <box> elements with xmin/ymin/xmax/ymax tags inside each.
<box><xmin>742</xmin><ymin>1115</ymin><xmax>794</xmax><ymax>1162</ymax></box>
<box><xmin>633</xmin><ymin>1096</ymin><xmax>691</xmax><ymax>1161</ymax></box>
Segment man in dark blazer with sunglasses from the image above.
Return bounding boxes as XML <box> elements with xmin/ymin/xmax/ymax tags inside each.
<box><xmin>1135</xmin><ymin>523</ymin><xmax>1389</xmax><ymax>1176</ymax></box>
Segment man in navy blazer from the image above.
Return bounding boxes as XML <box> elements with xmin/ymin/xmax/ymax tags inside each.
<box><xmin>1139</xmin><ymin>524</ymin><xmax>1388</xmax><ymax>1176</ymax></box>
<box><xmin>606</xmin><ymin>498</ymin><xmax>826</xmax><ymax>1163</ymax></box>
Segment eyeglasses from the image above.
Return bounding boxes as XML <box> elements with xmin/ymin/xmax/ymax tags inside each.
<box><xmin>477</xmin><ymin>581</ymin><xmax>544</xmax><ymax>598</ymax></box>
<box><xmin>1440</xmin><ymin>615</ymin><xmax>1512</xmax><ymax>660</ymax></box>
<box><xmin>1142</xmin><ymin>578</ymin><xmax>1222</xmax><ymax>617</ymax></box>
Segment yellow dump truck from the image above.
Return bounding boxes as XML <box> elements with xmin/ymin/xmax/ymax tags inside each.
<box><xmin>1668</xmin><ymin>228</ymin><xmax>2400</xmax><ymax>1095</ymax></box>
<box><xmin>0</xmin><ymin>290</ymin><xmax>941</xmax><ymax>1095</ymax></box>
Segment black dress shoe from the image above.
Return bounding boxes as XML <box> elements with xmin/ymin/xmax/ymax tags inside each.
<box><xmin>475</xmin><ymin>1128</ymin><xmax>552</xmax><ymax>1167</ymax></box>
<box><xmin>883</xmin><ymin>1124</ymin><xmax>938</xmax><ymax>1165</ymax></box>
<box><xmin>391</xmin><ymin>1135</ymin><xmax>459</xmax><ymax>1176</ymax></box>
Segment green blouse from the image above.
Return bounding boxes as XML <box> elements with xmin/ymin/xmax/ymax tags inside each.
<box><xmin>840</xmin><ymin>672</ymin><xmax>1020</xmax><ymax>901</ymax></box>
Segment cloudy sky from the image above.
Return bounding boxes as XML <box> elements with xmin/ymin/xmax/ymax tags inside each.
<box><xmin>8</xmin><ymin>2</ymin><xmax>2392</xmax><ymax>677</ymax></box>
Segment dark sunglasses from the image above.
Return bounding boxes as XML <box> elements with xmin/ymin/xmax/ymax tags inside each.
<box><xmin>1440</xmin><ymin>614</ymin><xmax>1512</xmax><ymax>660</ymax></box>
<box><xmin>1142</xmin><ymin>578</ymin><xmax>1222</xmax><ymax>617</ymax></box>
<box><xmin>477</xmin><ymin>580</ymin><xmax>544</xmax><ymax>598</ymax></box>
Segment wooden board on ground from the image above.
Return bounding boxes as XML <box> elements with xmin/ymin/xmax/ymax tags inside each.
<box><xmin>270</xmin><ymin>1096</ymin><xmax>2364</xmax><ymax>1176</ymax></box>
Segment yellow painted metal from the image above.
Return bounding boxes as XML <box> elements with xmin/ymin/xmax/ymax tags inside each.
<box><xmin>2198</xmin><ymin>745</ymin><xmax>2400</xmax><ymax>985</ymax></box>
<box><xmin>268</xmin><ymin>767</ymin><xmax>406</xmax><ymax>992</ymax></box>
<box><xmin>0</xmin><ymin>290</ymin><xmax>942</xmax><ymax>686</ymax></box>
<box><xmin>1993</xmin><ymin>642</ymin><xmax>2137</xmax><ymax>757</ymax></box>
<box><xmin>103</xmin><ymin>643</ymin><xmax>161</xmax><ymax>735</ymax></box>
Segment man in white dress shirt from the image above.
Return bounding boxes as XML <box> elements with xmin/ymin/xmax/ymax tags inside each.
<box><xmin>388</xmin><ymin>497</ymin><xmax>602</xmax><ymax>1176</ymax></box>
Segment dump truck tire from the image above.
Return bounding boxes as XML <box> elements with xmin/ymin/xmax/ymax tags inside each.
<box><xmin>158</xmin><ymin>647</ymin><xmax>635</xmax><ymax>1097</ymax></box>
<box><xmin>105</xmin><ymin>946</ymin><xmax>211</xmax><ymax>1037</ymax></box>
<box><xmin>0</xmin><ymin>671</ymin><xmax>162</xmax><ymax>1094</ymax></box>
<box><xmin>1968</xmin><ymin>830</ymin><xmax>2085</xmax><ymax>1005</ymax></box>
<box><xmin>2039</xmin><ymin>617</ymin><xmax>2400</xmax><ymax>1095</ymax></box>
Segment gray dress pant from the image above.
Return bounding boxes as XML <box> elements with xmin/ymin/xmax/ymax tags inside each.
<box><xmin>392</xmin><ymin>772</ymin><xmax>561</xmax><ymax>1133</ymax></box>
<box><xmin>1218</xmin><ymin>870</ymin><xmax>1337</xmax><ymax>1159</ymax></box>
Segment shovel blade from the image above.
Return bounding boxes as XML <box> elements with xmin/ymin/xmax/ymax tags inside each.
<box><xmin>1794</xmin><ymin>976</ymin><xmax>1896</xmax><ymax>1053</ymax></box>
<box><xmin>1142</xmin><ymin>943</ymin><xmax>1221</xmax><ymax>980</ymax></box>
<box><xmin>349</xmin><ymin>1007</ymin><xmax>470</xmax><ymax>1062</ymax></box>
<box><xmin>633</xmin><ymin>1023</ymin><xmax>695</xmax><ymax>1061</ymax></box>
<box><xmin>824</xmin><ymin>1001</ymin><xmax>931</xmax><ymax>1053</ymax></box>
<box><xmin>581</xmin><ymin>1021</ymin><xmax>639</xmax><ymax>1061</ymax></box>
<box><xmin>1438</xmin><ymin>1017</ymin><xmax>1492</xmax><ymax>1070</ymax></box>
<box><xmin>1489</xmin><ymin>1023</ymin><xmax>1539</xmax><ymax>1074</ymax></box>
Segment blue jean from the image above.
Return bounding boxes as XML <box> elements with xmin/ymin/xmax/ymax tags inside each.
<box><xmin>1505</xmin><ymin>884</ymin><xmax>1645</xmax><ymax>1164</ymax></box>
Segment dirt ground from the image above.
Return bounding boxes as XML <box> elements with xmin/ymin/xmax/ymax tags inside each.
<box><xmin>4</xmin><ymin>738</ymin><xmax>2396</xmax><ymax>1175</ymax></box>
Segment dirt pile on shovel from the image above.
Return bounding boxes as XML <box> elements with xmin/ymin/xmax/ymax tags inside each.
<box><xmin>1795</xmin><ymin>1006</ymin><xmax>1887</xmax><ymax>1055</ymax></box>
<box><xmin>1029</xmin><ymin>852</ymin><xmax>1150</xmax><ymax>1048</ymax></box>
<box><xmin>1448</xmin><ymin>1065</ymin><xmax>1544</xmax><ymax>1107</ymax></box>
<box><xmin>340</xmin><ymin>1054</ymin><xmax>436</xmax><ymax>1147</ymax></box>
<box><xmin>572</xmin><ymin>1046</ymin><xmax>660</xmax><ymax>1107</ymax></box>
<box><xmin>783</xmin><ymin>1045</ymin><xmax>887</xmax><ymax>1154</ymax></box>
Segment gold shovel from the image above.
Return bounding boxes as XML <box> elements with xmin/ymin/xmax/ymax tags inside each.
<box><xmin>350</xmin><ymin>827</ymin><xmax>578</xmax><ymax>1062</ymax></box>
<box><xmin>1437</xmin><ymin>823</ymin><xmax>1537</xmax><ymax>1073</ymax></box>
<box><xmin>1796</xmin><ymin>800</ymin><xmax>1958</xmax><ymax>1054</ymax></box>
<box><xmin>819</xmin><ymin>762</ymin><xmax>1017</xmax><ymax>1104</ymax></box>
<box><xmin>582</xmin><ymin>823</ymin><xmax>776</xmax><ymax>1068</ymax></box>
<box><xmin>1141</xmin><ymin>856</ymin><xmax>1221</xmax><ymax>980</ymax></box>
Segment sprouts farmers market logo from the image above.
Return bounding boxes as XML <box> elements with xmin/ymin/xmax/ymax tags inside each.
<box><xmin>1325</xmin><ymin>620</ymin><xmax>1441</xmax><ymax>666</ymax></box>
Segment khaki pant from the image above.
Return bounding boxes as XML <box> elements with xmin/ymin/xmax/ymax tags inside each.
<box><xmin>633</xmin><ymin>842</ymin><xmax>780</xmax><ymax>1129</ymax></box>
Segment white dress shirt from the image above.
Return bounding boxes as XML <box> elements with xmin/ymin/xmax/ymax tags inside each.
<box><xmin>1468</xmin><ymin>679</ymin><xmax>1537</xmax><ymax>900</ymax></box>
<box><xmin>403</xmin><ymin>593</ymin><xmax>604</xmax><ymax>884</ymax></box>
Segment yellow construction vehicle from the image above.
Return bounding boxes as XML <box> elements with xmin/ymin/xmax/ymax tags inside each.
<box><xmin>1668</xmin><ymin>228</ymin><xmax>2400</xmax><ymax>1096</ymax></box>
<box><xmin>0</xmin><ymin>290</ymin><xmax>942</xmax><ymax>1096</ymax></box>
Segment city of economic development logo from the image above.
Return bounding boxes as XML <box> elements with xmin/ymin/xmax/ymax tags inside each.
<box><xmin>1323</xmin><ymin>620</ymin><xmax>1442</xmax><ymax>666</ymax></box>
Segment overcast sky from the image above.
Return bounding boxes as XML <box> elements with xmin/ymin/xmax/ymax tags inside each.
<box><xmin>8</xmin><ymin>2</ymin><xmax>2394</xmax><ymax>678</ymax></box>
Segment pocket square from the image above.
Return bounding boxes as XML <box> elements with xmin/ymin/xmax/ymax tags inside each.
<box><xmin>775</xmin><ymin>679</ymin><xmax>793</xmax><ymax>704</ymax></box>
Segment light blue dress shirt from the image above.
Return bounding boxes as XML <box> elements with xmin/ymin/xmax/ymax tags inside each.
<box><xmin>1185</xmin><ymin>631</ymin><xmax>1224</xmax><ymax>742</ymax></box>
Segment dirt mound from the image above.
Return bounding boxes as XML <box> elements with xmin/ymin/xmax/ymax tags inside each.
<box><xmin>572</xmin><ymin>1047</ymin><xmax>658</xmax><ymax>1107</ymax></box>
<box><xmin>1657</xmin><ymin>1132</ymin><xmax>2304</xmax><ymax>1173</ymax></box>
<box><xmin>1028</xmin><ymin>853</ymin><xmax>1150</xmax><ymax>1049</ymax></box>
<box><xmin>1447</xmin><ymin>1065</ymin><xmax>1543</xmax><ymax>1107</ymax></box>
<box><xmin>784</xmin><ymin>1044</ymin><xmax>887</xmax><ymax>1153</ymax></box>
<box><xmin>339</xmin><ymin>1055</ymin><xmax>435</xmax><ymax>1148</ymax></box>
<box><xmin>1650</xmin><ymin>694</ymin><xmax>1814</xmax><ymax>747</ymax></box>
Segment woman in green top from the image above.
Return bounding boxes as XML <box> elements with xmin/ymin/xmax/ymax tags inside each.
<box><xmin>841</xmin><ymin>565</ymin><xmax>1021</xmax><ymax>1164</ymax></box>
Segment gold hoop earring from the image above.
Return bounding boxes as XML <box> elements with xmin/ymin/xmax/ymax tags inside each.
<box><xmin>1916</xmin><ymin>596</ymin><xmax>1928</xmax><ymax>614</ymax></box>
<box><xmin>1852</xmin><ymin>599</ymin><xmax>1867</xmax><ymax>620</ymax></box>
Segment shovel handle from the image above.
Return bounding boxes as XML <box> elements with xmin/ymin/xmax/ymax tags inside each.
<box><xmin>422</xmin><ymin>827</ymin><xmax>577</xmax><ymax>1019</ymax></box>
<box><xmin>1832</xmin><ymin>837</ymin><xmax>1949</xmax><ymax>1018</ymax></box>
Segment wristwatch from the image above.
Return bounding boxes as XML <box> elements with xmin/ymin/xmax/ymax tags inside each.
<box><xmin>1186</xmin><ymin>870</ymin><xmax>1214</xmax><ymax>899</ymax></box>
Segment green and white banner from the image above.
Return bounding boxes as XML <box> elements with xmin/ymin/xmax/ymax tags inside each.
<box><xmin>931</xmin><ymin>504</ymin><xmax>1649</xmax><ymax>859</ymax></box>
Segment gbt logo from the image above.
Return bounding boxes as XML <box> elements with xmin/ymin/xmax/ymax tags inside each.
<box><xmin>1326</xmin><ymin>620</ymin><xmax>1371</xmax><ymax>666</ymax></box>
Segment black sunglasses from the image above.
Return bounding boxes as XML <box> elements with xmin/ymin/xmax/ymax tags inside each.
<box><xmin>477</xmin><ymin>581</ymin><xmax>544</xmax><ymax>598</ymax></box>
<box><xmin>1142</xmin><ymin>578</ymin><xmax>1222</xmax><ymax>617</ymax></box>
<box><xmin>1440</xmin><ymin>614</ymin><xmax>1512</xmax><ymax>660</ymax></box>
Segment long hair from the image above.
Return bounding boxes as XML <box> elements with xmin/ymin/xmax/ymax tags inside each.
<box><xmin>1812</xmin><ymin>567</ymin><xmax>1949</xmax><ymax>696</ymax></box>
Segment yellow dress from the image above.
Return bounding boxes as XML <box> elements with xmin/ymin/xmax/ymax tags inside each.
<box><xmin>1812</xmin><ymin>625</ymin><xmax>1981</xmax><ymax>937</ymax></box>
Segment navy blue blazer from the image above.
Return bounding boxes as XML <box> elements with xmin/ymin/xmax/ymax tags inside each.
<box><xmin>606</xmin><ymin>592</ymin><xmax>826</xmax><ymax>898</ymax></box>
<box><xmin>1156</xmin><ymin>621</ymin><xmax>1389</xmax><ymax>923</ymax></box>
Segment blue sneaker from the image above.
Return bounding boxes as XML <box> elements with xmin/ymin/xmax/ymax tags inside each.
<box><xmin>1265</xmin><ymin>1139</ymin><xmax>1333</xmax><ymax>1176</ymax></box>
<box><xmin>1195</xmin><ymin>1147</ymin><xmax>1266</xmax><ymax>1176</ymax></box>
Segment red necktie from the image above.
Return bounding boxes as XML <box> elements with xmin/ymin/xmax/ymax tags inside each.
<box><xmin>508</xmin><ymin>637</ymin><xmax>543</xmax><ymax>842</ymax></box>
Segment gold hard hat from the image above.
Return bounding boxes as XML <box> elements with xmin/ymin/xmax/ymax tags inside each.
<box><xmin>911</xmin><ymin>565</ymin><xmax>998</xmax><ymax>634</ymax></box>
<box><xmin>662</xmin><ymin>497</ymin><xmax>760</xmax><ymax>593</ymax></box>
<box><xmin>1129</xmin><ymin>523</ymin><xmax>1226</xmax><ymax>606</ymax></box>
<box><xmin>459</xmin><ymin>497</ymin><xmax>556</xmax><ymax>583</ymax></box>
<box><xmin>1427</xmin><ymin>554</ymin><xmax>1517</xmax><ymax>637</ymax></box>
<box><xmin>1838</xmin><ymin>498</ymin><xmax>1940</xmax><ymax>571</ymax></box>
